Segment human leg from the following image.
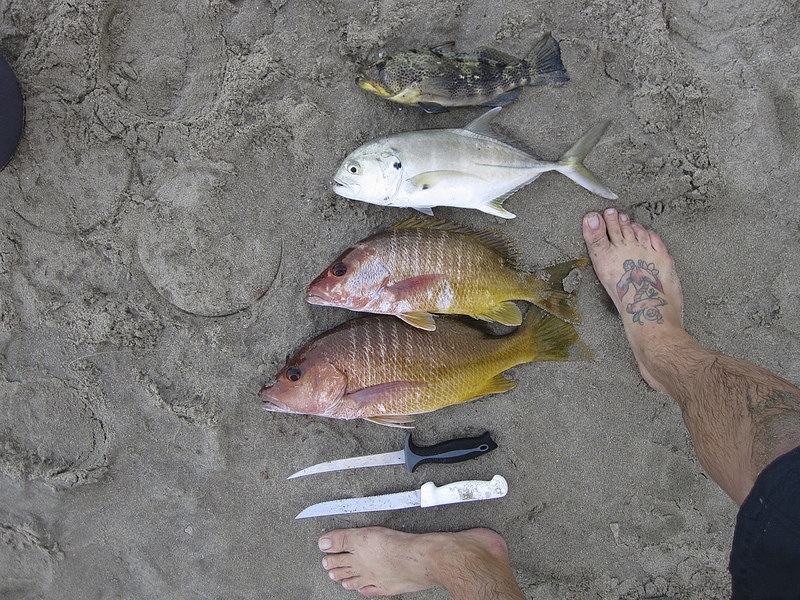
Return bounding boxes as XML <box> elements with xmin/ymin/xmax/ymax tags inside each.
<box><xmin>318</xmin><ymin>526</ymin><xmax>526</xmax><ymax>599</ymax></box>
<box><xmin>582</xmin><ymin>208</ymin><xmax>800</xmax><ymax>505</ymax></box>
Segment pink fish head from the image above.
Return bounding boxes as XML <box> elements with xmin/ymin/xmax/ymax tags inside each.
<box><xmin>259</xmin><ymin>352</ymin><xmax>349</xmax><ymax>418</ymax></box>
<box><xmin>306</xmin><ymin>244</ymin><xmax>390</xmax><ymax>310</ymax></box>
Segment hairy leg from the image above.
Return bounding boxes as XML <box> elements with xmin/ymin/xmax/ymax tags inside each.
<box><xmin>583</xmin><ymin>208</ymin><xmax>800</xmax><ymax>505</ymax></box>
<box><xmin>318</xmin><ymin>526</ymin><xmax>526</xmax><ymax>599</ymax></box>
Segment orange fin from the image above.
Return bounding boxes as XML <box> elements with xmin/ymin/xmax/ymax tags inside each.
<box><xmin>364</xmin><ymin>415</ymin><xmax>416</xmax><ymax>428</ymax></box>
<box><xmin>397</xmin><ymin>311</ymin><xmax>437</xmax><ymax>331</ymax></box>
<box><xmin>472</xmin><ymin>301</ymin><xmax>523</xmax><ymax>326</ymax></box>
<box><xmin>387</xmin><ymin>275</ymin><xmax>447</xmax><ymax>296</ymax></box>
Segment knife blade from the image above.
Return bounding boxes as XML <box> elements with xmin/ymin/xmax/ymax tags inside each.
<box><xmin>295</xmin><ymin>474</ymin><xmax>508</xmax><ymax>519</ymax></box>
<box><xmin>287</xmin><ymin>432</ymin><xmax>497</xmax><ymax>479</ymax></box>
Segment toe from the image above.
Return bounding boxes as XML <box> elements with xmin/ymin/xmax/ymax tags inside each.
<box><xmin>582</xmin><ymin>211</ymin><xmax>610</xmax><ymax>252</ymax></box>
<box><xmin>649</xmin><ymin>230</ymin><xmax>667</xmax><ymax>253</ymax></box>
<box><xmin>319</xmin><ymin>529</ymin><xmax>350</xmax><ymax>554</ymax></box>
<box><xmin>602</xmin><ymin>208</ymin><xmax>623</xmax><ymax>243</ymax></box>
<box><xmin>322</xmin><ymin>553</ymin><xmax>352</xmax><ymax>571</ymax></box>
<box><xmin>618</xmin><ymin>212</ymin><xmax>636</xmax><ymax>241</ymax></box>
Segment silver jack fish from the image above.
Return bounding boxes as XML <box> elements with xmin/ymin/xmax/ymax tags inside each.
<box><xmin>331</xmin><ymin>107</ymin><xmax>617</xmax><ymax>219</ymax></box>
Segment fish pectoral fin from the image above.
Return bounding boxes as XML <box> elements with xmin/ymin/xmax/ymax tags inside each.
<box><xmin>472</xmin><ymin>301</ymin><xmax>523</xmax><ymax>326</ymax></box>
<box><xmin>387</xmin><ymin>274</ymin><xmax>448</xmax><ymax>295</ymax></box>
<box><xmin>417</xmin><ymin>101</ymin><xmax>449</xmax><ymax>114</ymax></box>
<box><xmin>364</xmin><ymin>415</ymin><xmax>415</xmax><ymax>428</ymax></box>
<box><xmin>408</xmin><ymin>171</ymin><xmax>481</xmax><ymax>191</ymax></box>
<box><xmin>397</xmin><ymin>311</ymin><xmax>437</xmax><ymax>331</ymax></box>
<box><xmin>471</xmin><ymin>373</ymin><xmax>517</xmax><ymax>399</ymax></box>
<box><xmin>345</xmin><ymin>381</ymin><xmax>426</xmax><ymax>407</ymax></box>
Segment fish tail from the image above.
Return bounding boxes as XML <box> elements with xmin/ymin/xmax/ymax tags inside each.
<box><xmin>524</xmin><ymin>258</ymin><xmax>588</xmax><ymax>324</ymax></box>
<box><xmin>553</xmin><ymin>121</ymin><xmax>618</xmax><ymax>200</ymax></box>
<box><xmin>525</xmin><ymin>33</ymin><xmax>569</xmax><ymax>84</ymax></box>
<box><xmin>518</xmin><ymin>306</ymin><xmax>594</xmax><ymax>363</ymax></box>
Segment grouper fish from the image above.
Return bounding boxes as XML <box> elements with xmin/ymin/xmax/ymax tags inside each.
<box><xmin>331</xmin><ymin>107</ymin><xmax>617</xmax><ymax>219</ymax></box>
<box><xmin>356</xmin><ymin>32</ymin><xmax>569</xmax><ymax>113</ymax></box>
<box><xmin>307</xmin><ymin>216</ymin><xmax>587</xmax><ymax>330</ymax></box>
<box><xmin>259</xmin><ymin>308</ymin><xmax>593</xmax><ymax>427</ymax></box>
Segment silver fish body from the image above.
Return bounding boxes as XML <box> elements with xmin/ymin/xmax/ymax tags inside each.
<box><xmin>332</xmin><ymin>108</ymin><xmax>617</xmax><ymax>218</ymax></box>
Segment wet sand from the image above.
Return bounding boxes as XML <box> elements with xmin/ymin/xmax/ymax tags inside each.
<box><xmin>1</xmin><ymin>1</ymin><xmax>798</xmax><ymax>598</ymax></box>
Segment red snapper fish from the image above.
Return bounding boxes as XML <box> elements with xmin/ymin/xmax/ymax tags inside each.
<box><xmin>258</xmin><ymin>309</ymin><xmax>593</xmax><ymax>427</ymax></box>
<box><xmin>307</xmin><ymin>217</ymin><xmax>586</xmax><ymax>331</ymax></box>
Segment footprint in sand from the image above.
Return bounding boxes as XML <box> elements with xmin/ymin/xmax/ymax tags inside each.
<box><xmin>135</xmin><ymin>162</ymin><xmax>284</xmax><ymax>317</ymax></box>
<box><xmin>0</xmin><ymin>378</ymin><xmax>108</xmax><ymax>487</ymax></box>
<box><xmin>98</xmin><ymin>0</ymin><xmax>226</xmax><ymax>121</ymax></box>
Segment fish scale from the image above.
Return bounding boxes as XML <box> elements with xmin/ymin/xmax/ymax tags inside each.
<box><xmin>259</xmin><ymin>309</ymin><xmax>593</xmax><ymax>427</ymax></box>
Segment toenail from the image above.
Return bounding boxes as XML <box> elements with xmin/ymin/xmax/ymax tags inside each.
<box><xmin>620</xmin><ymin>213</ymin><xmax>629</xmax><ymax>222</ymax></box>
<box><xmin>605</xmin><ymin>208</ymin><xmax>616</xmax><ymax>215</ymax></box>
<box><xmin>319</xmin><ymin>537</ymin><xmax>333</xmax><ymax>551</ymax></box>
<box><xmin>322</xmin><ymin>557</ymin><xmax>329</xmax><ymax>568</ymax></box>
<box><xmin>586</xmin><ymin>214</ymin><xmax>600</xmax><ymax>229</ymax></box>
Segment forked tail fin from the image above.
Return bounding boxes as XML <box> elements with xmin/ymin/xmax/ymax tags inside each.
<box><xmin>554</xmin><ymin>121</ymin><xmax>618</xmax><ymax>199</ymax></box>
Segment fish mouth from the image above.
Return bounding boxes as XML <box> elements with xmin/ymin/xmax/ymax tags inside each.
<box><xmin>331</xmin><ymin>179</ymin><xmax>359</xmax><ymax>199</ymax></box>
<box><xmin>306</xmin><ymin>292</ymin><xmax>331</xmax><ymax>306</ymax></box>
<box><xmin>258</xmin><ymin>387</ymin><xmax>287</xmax><ymax>412</ymax></box>
<box><xmin>356</xmin><ymin>77</ymin><xmax>391</xmax><ymax>97</ymax></box>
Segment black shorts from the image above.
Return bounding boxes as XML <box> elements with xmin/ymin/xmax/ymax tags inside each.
<box><xmin>729</xmin><ymin>445</ymin><xmax>800</xmax><ymax>599</ymax></box>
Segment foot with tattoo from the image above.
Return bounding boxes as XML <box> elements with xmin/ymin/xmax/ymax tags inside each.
<box><xmin>583</xmin><ymin>208</ymin><xmax>800</xmax><ymax>505</ymax></box>
<box><xmin>582</xmin><ymin>208</ymin><xmax>690</xmax><ymax>392</ymax></box>
<box><xmin>318</xmin><ymin>526</ymin><xmax>526</xmax><ymax>599</ymax></box>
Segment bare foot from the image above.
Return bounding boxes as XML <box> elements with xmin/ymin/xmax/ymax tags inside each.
<box><xmin>582</xmin><ymin>209</ymin><xmax>689</xmax><ymax>391</ymax></box>
<box><xmin>318</xmin><ymin>526</ymin><xmax>525</xmax><ymax>599</ymax></box>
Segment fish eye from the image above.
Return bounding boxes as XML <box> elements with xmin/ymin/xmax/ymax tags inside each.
<box><xmin>331</xmin><ymin>262</ymin><xmax>347</xmax><ymax>277</ymax></box>
<box><xmin>347</xmin><ymin>162</ymin><xmax>360</xmax><ymax>174</ymax></box>
<box><xmin>393</xmin><ymin>161</ymin><xmax>402</xmax><ymax>170</ymax></box>
<box><xmin>375</xmin><ymin>60</ymin><xmax>386</xmax><ymax>71</ymax></box>
<box><xmin>286</xmin><ymin>367</ymin><xmax>302</xmax><ymax>382</ymax></box>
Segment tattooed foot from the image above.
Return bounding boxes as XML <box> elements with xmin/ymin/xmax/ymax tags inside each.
<box><xmin>583</xmin><ymin>209</ymin><xmax>686</xmax><ymax>391</ymax></box>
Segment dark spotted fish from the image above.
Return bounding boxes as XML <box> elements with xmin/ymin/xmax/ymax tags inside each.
<box><xmin>356</xmin><ymin>32</ymin><xmax>568</xmax><ymax>113</ymax></box>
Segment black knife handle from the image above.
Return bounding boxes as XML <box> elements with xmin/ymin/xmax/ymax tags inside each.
<box><xmin>404</xmin><ymin>432</ymin><xmax>497</xmax><ymax>472</ymax></box>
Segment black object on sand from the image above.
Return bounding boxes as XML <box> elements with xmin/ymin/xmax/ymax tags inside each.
<box><xmin>0</xmin><ymin>53</ymin><xmax>23</xmax><ymax>172</ymax></box>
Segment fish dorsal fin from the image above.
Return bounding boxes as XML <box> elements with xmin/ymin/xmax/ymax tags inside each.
<box><xmin>391</xmin><ymin>216</ymin><xmax>522</xmax><ymax>265</ymax></box>
<box><xmin>429</xmin><ymin>41</ymin><xmax>457</xmax><ymax>56</ymax></box>
<box><xmin>364</xmin><ymin>415</ymin><xmax>415</xmax><ymax>428</ymax></box>
<box><xmin>461</xmin><ymin>108</ymin><xmax>538</xmax><ymax>157</ymax></box>
<box><xmin>463</xmin><ymin>107</ymin><xmax>503</xmax><ymax>137</ymax></box>
<box><xmin>471</xmin><ymin>301</ymin><xmax>523</xmax><ymax>326</ymax></box>
<box><xmin>396</xmin><ymin>311</ymin><xmax>437</xmax><ymax>331</ymax></box>
<box><xmin>472</xmin><ymin>46</ymin><xmax>523</xmax><ymax>66</ymax></box>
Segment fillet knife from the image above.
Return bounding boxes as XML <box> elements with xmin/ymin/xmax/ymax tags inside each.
<box><xmin>295</xmin><ymin>474</ymin><xmax>508</xmax><ymax>519</ymax></box>
<box><xmin>288</xmin><ymin>432</ymin><xmax>497</xmax><ymax>479</ymax></box>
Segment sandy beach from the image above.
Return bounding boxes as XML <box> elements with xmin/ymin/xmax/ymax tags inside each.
<box><xmin>1</xmin><ymin>0</ymin><xmax>799</xmax><ymax>598</ymax></box>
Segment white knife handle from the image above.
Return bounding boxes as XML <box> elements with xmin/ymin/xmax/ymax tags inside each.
<box><xmin>419</xmin><ymin>475</ymin><xmax>508</xmax><ymax>508</ymax></box>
